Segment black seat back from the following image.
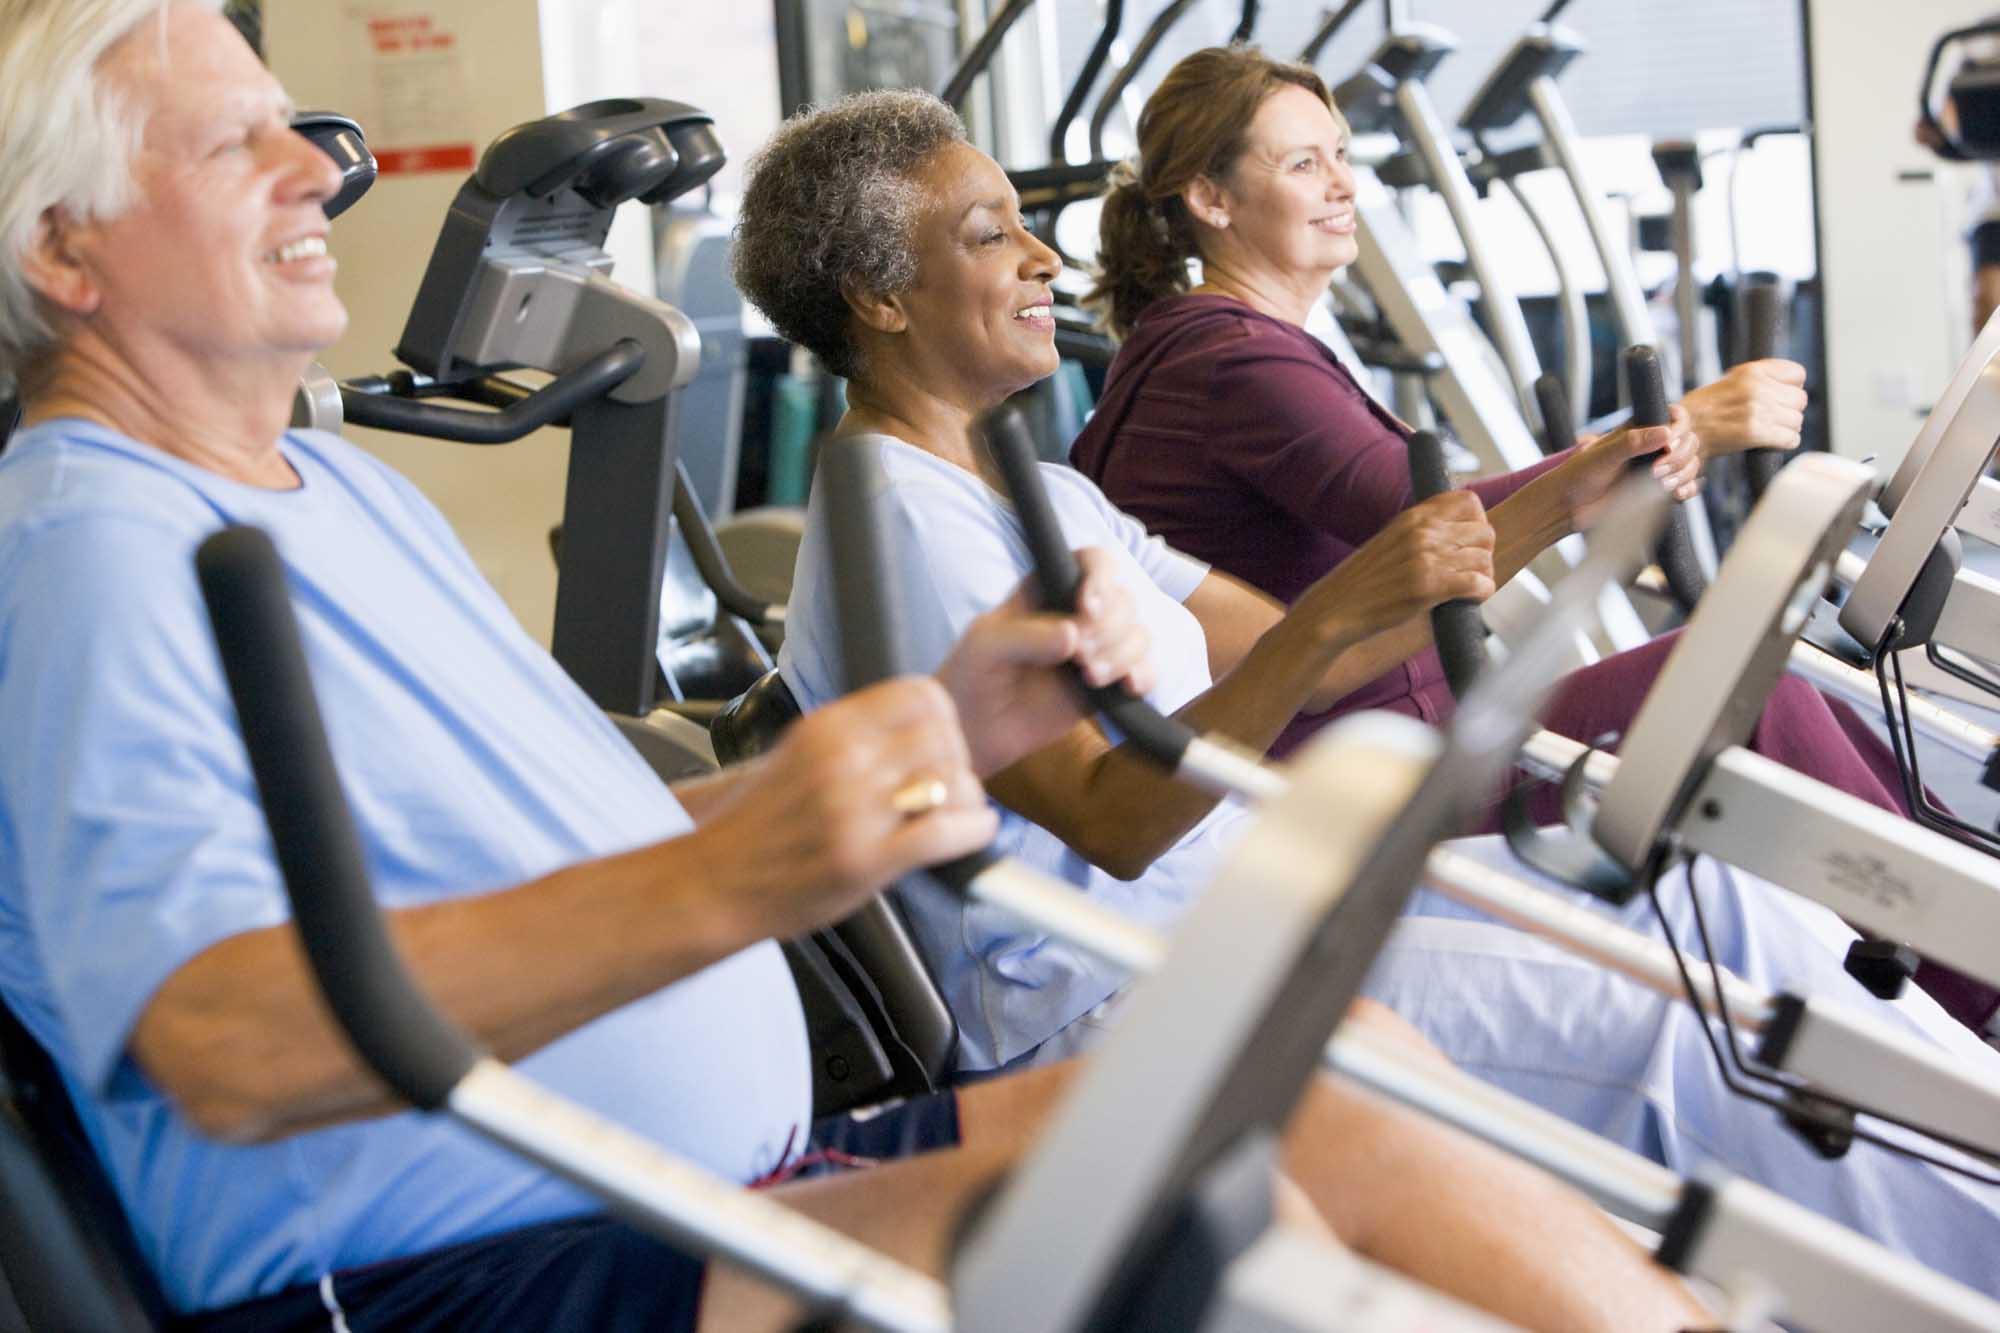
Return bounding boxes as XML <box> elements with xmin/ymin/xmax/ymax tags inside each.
<box><xmin>0</xmin><ymin>998</ymin><xmax>162</xmax><ymax>1330</ymax></box>
<box><xmin>712</xmin><ymin>670</ymin><xmax>960</xmax><ymax>1115</ymax></box>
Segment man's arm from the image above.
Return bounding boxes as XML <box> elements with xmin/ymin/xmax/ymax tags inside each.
<box><xmin>132</xmin><ymin>680</ymin><xmax>996</xmax><ymax>1143</ymax></box>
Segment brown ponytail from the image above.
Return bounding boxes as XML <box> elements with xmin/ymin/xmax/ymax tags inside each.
<box><xmin>1083</xmin><ymin>45</ymin><xmax>1343</xmax><ymax>340</ymax></box>
<box><xmin>1086</xmin><ymin>159</ymin><xmax>1198</xmax><ymax>340</ymax></box>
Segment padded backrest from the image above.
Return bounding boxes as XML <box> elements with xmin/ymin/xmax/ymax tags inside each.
<box><xmin>711</xmin><ymin>670</ymin><xmax>960</xmax><ymax>1102</ymax></box>
<box><xmin>710</xmin><ymin>667</ymin><xmax>802</xmax><ymax>765</ymax></box>
<box><xmin>0</xmin><ymin>1000</ymin><xmax>162</xmax><ymax>1330</ymax></box>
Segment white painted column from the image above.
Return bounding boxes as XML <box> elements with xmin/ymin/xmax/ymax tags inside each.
<box><xmin>1808</xmin><ymin>0</ymin><xmax>1995</xmax><ymax>467</ymax></box>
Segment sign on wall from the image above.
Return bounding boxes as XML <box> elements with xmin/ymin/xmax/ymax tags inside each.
<box><xmin>342</xmin><ymin>9</ymin><xmax>478</xmax><ymax>175</ymax></box>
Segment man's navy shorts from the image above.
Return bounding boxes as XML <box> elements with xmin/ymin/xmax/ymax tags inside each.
<box><xmin>176</xmin><ymin>1089</ymin><xmax>960</xmax><ymax>1333</ymax></box>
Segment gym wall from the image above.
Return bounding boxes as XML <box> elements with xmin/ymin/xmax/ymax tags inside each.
<box><xmin>1810</xmin><ymin>0</ymin><xmax>1996</xmax><ymax>464</ymax></box>
<box><xmin>265</xmin><ymin>2</ymin><xmax>779</xmax><ymax>645</ymax></box>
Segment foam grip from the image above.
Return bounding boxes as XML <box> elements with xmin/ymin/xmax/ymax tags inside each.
<box><xmin>982</xmin><ymin>407</ymin><xmax>1195</xmax><ymax>768</ymax></box>
<box><xmin>1405</xmin><ymin>430</ymin><xmax>1486</xmax><ymax>700</ymax></box>
<box><xmin>985</xmin><ymin>407</ymin><xmax>1082</xmax><ymax>611</ymax></box>
<box><xmin>1738</xmin><ymin>274</ymin><xmax>1784</xmax><ymax>364</ymax></box>
<box><xmin>1624</xmin><ymin>345</ymin><xmax>1670</xmax><ymax>428</ymax></box>
<box><xmin>1739</xmin><ymin>274</ymin><xmax>1790</xmax><ymax>500</ymax></box>
<box><xmin>819</xmin><ymin>438</ymin><xmax>901</xmax><ymax>689</ymax></box>
<box><xmin>1533</xmin><ymin>372</ymin><xmax>1577</xmax><ymax>458</ymax></box>
<box><xmin>197</xmin><ymin>526</ymin><xmax>478</xmax><ymax>1111</ymax></box>
<box><xmin>1620</xmin><ymin>345</ymin><xmax>1707</xmax><ymax>611</ymax></box>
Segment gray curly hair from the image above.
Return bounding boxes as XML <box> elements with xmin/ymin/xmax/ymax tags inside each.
<box><xmin>732</xmin><ymin>88</ymin><xmax>966</xmax><ymax>381</ymax></box>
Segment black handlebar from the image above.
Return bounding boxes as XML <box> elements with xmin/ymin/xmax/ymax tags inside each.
<box><xmin>1623</xmin><ymin>345</ymin><xmax>1706</xmax><ymax>612</ymax></box>
<box><xmin>817</xmin><ymin>438</ymin><xmax>999</xmax><ymax>893</ymax></box>
<box><xmin>1626</xmin><ymin>344</ymin><xmax>1670</xmax><ymax>426</ymax></box>
<box><xmin>984</xmin><ymin>408</ymin><xmax>1198</xmax><ymax>768</ymax></box>
<box><xmin>1737</xmin><ymin>275</ymin><xmax>1789</xmax><ymax>501</ymax></box>
<box><xmin>292</xmin><ymin>111</ymin><xmax>377</xmax><ymax>221</ymax></box>
<box><xmin>1089</xmin><ymin>0</ymin><xmax>1198</xmax><ymax>162</ymax></box>
<box><xmin>940</xmin><ymin>0</ymin><xmax>1038</xmax><ymax>109</ymax></box>
<box><xmin>1406</xmin><ymin>430</ymin><xmax>1488</xmax><ymax>701</ymax></box>
<box><xmin>1919</xmin><ymin>20</ymin><xmax>2000</xmax><ymax>162</ymax></box>
<box><xmin>197</xmin><ymin>526</ymin><xmax>480</xmax><ymax>1112</ymax></box>
<box><xmin>1533</xmin><ymin>372</ymin><xmax>1576</xmax><ymax>459</ymax></box>
<box><xmin>1300</xmin><ymin>0</ymin><xmax>1369</xmax><ymax>64</ymax></box>
<box><xmin>340</xmin><ymin>342</ymin><xmax>644</xmax><ymax>445</ymax></box>
<box><xmin>1230</xmin><ymin>0</ymin><xmax>1259</xmax><ymax>44</ymax></box>
<box><xmin>671</xmin><ymin>463</ymin><xmax>779</xmax><ymax>625</ymax></box>
<box><xmin>1051</xmin><ymin>0</ymin><xmax>1126</xmax><ymax>163</ymax></box>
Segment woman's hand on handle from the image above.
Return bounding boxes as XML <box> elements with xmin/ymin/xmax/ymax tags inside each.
<box><xmin>1561</xmin><ymin>404</ymin><xmax>1702</xmax><ymax>526</ymax></box>
<box><xmin>1682</xmin><ymin>358</ymin><xmax>1808</xmax><ymax>457</ymax></box>
<box><xmin>1295</xmin><ymin>490</ymin><xmax>1498</xmax><ymax>644</ymax></box>
<box><xmin>938</xmin><ymin>547</ymin><xmax>1157</xmax><ymax>777</ymax></box>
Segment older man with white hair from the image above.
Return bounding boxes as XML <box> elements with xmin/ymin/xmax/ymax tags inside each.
<box><xmin>0</xmin><ymin>3</ymin><xmax>1726</xmax><ymax>1331</ymax></box>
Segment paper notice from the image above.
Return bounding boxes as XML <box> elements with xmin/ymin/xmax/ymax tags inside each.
<box><xmin>343</xmin><ymin>9</ymin><xmax>477</xmax><ymax>175</ymax></box>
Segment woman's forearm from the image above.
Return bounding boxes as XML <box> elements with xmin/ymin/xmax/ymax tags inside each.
<box><xmin>1302</xmin><ymin>616</ymin><xmax>1435</xmax><ymax>714</ymax></box>
<box><xmin>989</xmin><ymin>609</ymin><xmax>1359</xmax><ymax>879</ymax></box>
<box><xmin>1487</xmin><ymin>469</ymin><xmax>1578</xmax><ymax>585</ymax></box>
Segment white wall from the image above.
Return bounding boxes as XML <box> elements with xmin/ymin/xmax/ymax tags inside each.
<box><xmin>267</xmin><ymin>2</ymin><xmax>568</xmax><ymax>640</ymax></box>
<box><xmin>1810</xmin><ymin>0</ymin><xmax>1991</xmax><ymax>463</ymax></box>
<box><xmin>267</xmin><ymin>4</ymin><xmax>783</xmax><ymax>643</ymax></box>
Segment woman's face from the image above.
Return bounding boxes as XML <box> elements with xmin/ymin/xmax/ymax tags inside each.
<box><xmin>873</xmin><ymin>140</ymin><xmax>1063</xmax><ymax>408</ymax></box>
<box><xmin>59</xmin><ymin>6</ymin><xmax>347</xmax><ymax>379</ymax></box>
<box><xmin>1202</xmin><ymin>84</ymin><xmax>1358</xmax><ymax>282</ymax></box>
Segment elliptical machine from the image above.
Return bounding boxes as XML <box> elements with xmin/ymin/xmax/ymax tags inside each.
<box><xmin>293</xmin><ymin>102</ymin><xmax>956</xmax><ymax>1120</ymax></box>
<box><xmin>292</xmin><ymin>99</ymin><xmax>767</xmax><ymax>747</ymax></box>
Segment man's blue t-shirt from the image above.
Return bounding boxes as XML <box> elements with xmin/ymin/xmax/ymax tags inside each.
<box><xmin>0</xmin><ymin>420</ymin><xmax>811</xmax><ymax>1312</ymax></box>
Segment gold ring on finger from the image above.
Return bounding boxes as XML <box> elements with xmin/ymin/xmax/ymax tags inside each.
<box><xmin>889</xmin><ymin>775</ymin><xmax>950</xmax><ymax>818</ymax></box>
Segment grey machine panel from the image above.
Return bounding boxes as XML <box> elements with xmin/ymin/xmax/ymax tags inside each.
<box><xmin>1594</xmin><ymin>455</ymin><xmax>1874</xmax><ymax>868</ymax></box>
<box><xmin>1840</xmin><ymin>355</ymin><xmax>2000</xmax><ymax>650</ymax></box>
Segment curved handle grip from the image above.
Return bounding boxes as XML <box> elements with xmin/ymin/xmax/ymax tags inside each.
<box><xmin>1622</xmin><ymin>345</ymin><xmax>1706</xmax><ymax>611</ymax></box>
<box><xmin>340</xmin><ymin>341</ymin><xmax>644</xmax><ymax>444</ymax></box>
<box><xmin>1231</xmin><ymin>0</ymin><xmax>1259</xmax><ymax>44</ymax></box>
<box><xmin>1406</xmin><ymin>430</ymin><xmax>1488</xmax><ymax>701</ymax></box>
<box><xmin>984</xmin><ymin>408</ymin><xmax>1195</xmax><ymax>767</ymax></box>
<box><xmin>672</xmin><ymin>461</ymin><xmax>777</xmax><ymax>624</ymax></box>
<box><xmin>1533</xmin><ymin>372</ymin><xmax>1577</xmax><ymax>459</ymax></box>
<box><xmin>1300</xmin><ymin>0</ymin><xmax>1368</xmax><ymax>63</ymax></box>
<box><xmin>816</xmin><ymin>437</ymin><xmax>1024</xmax><ymax>902</ymax></box>
<box><xmin>1625</xmin><ymin>344</ymin><xmax>1671</xmax><ymax>429</ymax></box>
<box><xmin>1737</xmin><ymin>275</ymin><xmax>1790</xmax><ymax>500</ymax></box>
<box><xmin>197</xmin><ymin>526</ymin><xmax>479</xmax><ymax>1111</ymax></box>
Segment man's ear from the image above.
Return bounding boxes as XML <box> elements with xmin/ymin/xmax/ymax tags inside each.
<box><xmin>842</xmin><ymin>273</ymin><xmax>909</xmax><ymax>336</ymax></box>
<box><xmin>1183</xmin><ymin>175</ymin><xmax>1231</xmax><ymax>231</ymax></box>
<box><xmin>20</xmin><ymin>208</ymin><xmax>102</xmax><ymax>318</ymax></box>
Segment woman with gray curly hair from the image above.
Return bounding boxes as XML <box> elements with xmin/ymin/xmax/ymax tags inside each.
<box><xmin>743</xmin><ymin>86</ymin><xmax>1495</xmax><ymax>1045</ymax></box>
<box><xmin>743</xmin><ymin>88</ymin><xmax>2000</xmax><ymax>1300</ymax></box>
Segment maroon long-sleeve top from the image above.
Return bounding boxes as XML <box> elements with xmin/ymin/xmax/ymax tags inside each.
<box><xmin>1071</xmin><ymin>291</ymin><xmax>2000</xmax><ymax>1031</ymax></box>
<box><xmin>1071</xmin><ymin>292</ymin><xmax>1569</xmax><ymax>752</ymax></box>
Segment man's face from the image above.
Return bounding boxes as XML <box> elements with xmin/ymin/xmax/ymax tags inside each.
<box><xmin>64</xmin><ymin>3</ymin><xmax>347</xmax><ymax>375</ymax></box>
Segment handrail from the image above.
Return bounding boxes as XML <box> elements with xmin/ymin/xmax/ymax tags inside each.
<box><xmin>1049</xmin><ymin>0</ymin><xmax>1127</xmax><ymax>163</ymax></box>
<box><xmin>1299</xmin><ymin>0</ymin><xmax>1368</xmax><ymax>65</ymax></box>
<box><xmin>939</xmin><ymin>0</ymin><xmax>1038</xmax><ymax>109</ymax></box>
<box><xmin>1088</xmin><ymin>0</ymin><xmax>1199</xmax><ymax>161</ymax></box>
<box><xmin>340</xmin><ymin>342</ymin><xmax>644</xmax><ymax>445</ymax></box>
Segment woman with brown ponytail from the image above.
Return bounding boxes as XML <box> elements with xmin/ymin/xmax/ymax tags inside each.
<box><xmin>734</xmin><ymin>88</ymin><xmax>2000</xmax><ymax>1294</ymax></box>
<box><xmin>1070</xmin><ymin>45</ymin><xmax>1998</xmax><ymax>1035</ymax></box>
